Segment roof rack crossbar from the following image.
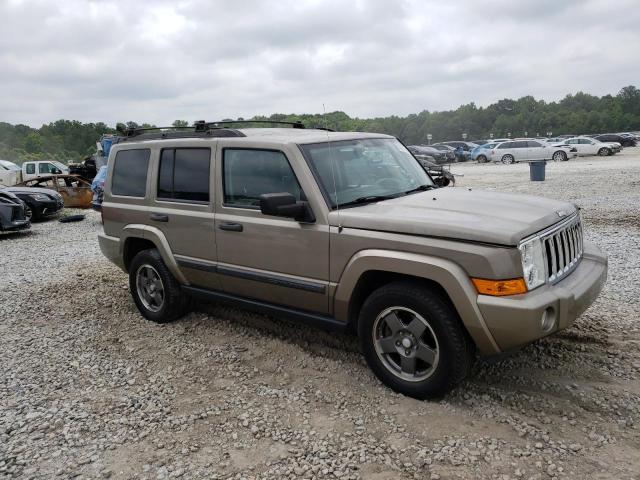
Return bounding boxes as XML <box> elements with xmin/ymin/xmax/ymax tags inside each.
<box><xmin>116</xmin><ymin>119</ymin><xmax>307</xmax><ymax>137</ymax></box>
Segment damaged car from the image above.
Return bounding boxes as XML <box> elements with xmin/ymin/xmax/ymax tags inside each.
<box><xmin>3</xmin><ymin>185</ymin><xmax>64</xmax><ymax>221</ymax></box>
<box><xmin>0</xmin><ymin>189</ymin><xmax>30</xmax><ymax>233</ymax></box>
<box><xmin>17</xmin><ymin>175</ymin><xmax>93</xmax><ymax>208</ymax></box>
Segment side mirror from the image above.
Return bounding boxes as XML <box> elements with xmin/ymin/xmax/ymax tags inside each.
<box><xmin>259</xmin><ymin>193</ymin><xmax>315</xmax><ymax>222</ymax></box>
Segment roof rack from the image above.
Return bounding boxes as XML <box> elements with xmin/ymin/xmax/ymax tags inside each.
<box><xmin>116</xmin><ymin>119</ymin><xmax>309</xmax><ymax>139</ymax></box>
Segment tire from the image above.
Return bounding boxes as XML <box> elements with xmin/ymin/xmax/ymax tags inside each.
<box><xmin>129</xmin><ymin>248</ymin><xmax>189</xmax><ymax>323</ymax></box>
<box><xmin>501</xmin><ymin>154</ymin><xmax>515</xmax><ymax>164</ymax></box>
<box><xmin>552</xmin><ymin>151</ymin><xmax>567</xmax><ymax>162</ymax></box>
<box><xmin>477</xmin><ymin>154</ymin><xmax>487</xmax><ymax>163</ymax></box>
<box><xmin>597</xmin><ymin>147</ymin><xmax>610</xmax><ymax>156</ymax></box>
<box><xmin>23</xmin><ymin>202</ymin><xmax>34</xmax><ymax>221</ymax></box>
<box><xmin>358</xmin><ymin>281</ymin><xmax>475</xmax><ymax>399</ymax></box>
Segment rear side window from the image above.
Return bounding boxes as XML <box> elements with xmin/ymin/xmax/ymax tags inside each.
<box><xmin>223</xmin><ymin>149</ymin><xmax>302</xmax><ymax>208</ymax></box>
<box><xmin>157</xmin><ymin>148</ymin><xmax>210</xmax><ymax>202</ymax></box>
<box><xmin>25</xmin><ymin>163</ymin><xmax>35</xmax><ymax>174</ymax></box>
<box><xmin>111</xmin><ymin>149</ymin><xmax>150</xmax><ymax>197</ymax></box>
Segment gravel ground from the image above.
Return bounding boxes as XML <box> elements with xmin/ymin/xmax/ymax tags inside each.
<box><xmin>1</xmin><ymin>149</ymin><xmax>639</xmax><ymax>480</ymax></box>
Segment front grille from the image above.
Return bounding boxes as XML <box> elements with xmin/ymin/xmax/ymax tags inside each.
<box><xmin>542</xmin><ymin>215</ymin><xmax>583</xmax><ymax>283</ymax></box>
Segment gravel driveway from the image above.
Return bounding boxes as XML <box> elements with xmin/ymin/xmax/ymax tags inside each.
<box><xmin>1</xmin><ymin>150</ymin><xmax>639</xmax><ymax>479</ymax></box>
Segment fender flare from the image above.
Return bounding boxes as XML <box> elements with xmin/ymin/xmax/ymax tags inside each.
<box><xmin>333</xmin><ymin>249</ymin><xmax>500</xmax><ymax>355</ymax></box>
<box><xmin>120</xmin><ymin>224</ymin><xmax>188</xmax><ymax>285</ymax></box>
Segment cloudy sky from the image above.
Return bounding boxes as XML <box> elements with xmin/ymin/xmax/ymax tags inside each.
<box><xmin>1</xmin><ymin>0</ymin><xmax>639</xmax><ymax>127</ymax></box>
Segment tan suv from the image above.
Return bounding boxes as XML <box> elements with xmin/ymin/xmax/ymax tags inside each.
<box><xmin>99</xmin><ymin>121</ymin><xmax>608</xmax><ymax>398</ymax></box>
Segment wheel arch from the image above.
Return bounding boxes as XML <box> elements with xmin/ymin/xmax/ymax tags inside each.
<box><xmin>334</xmin><ymin>249</ymin><xmax>500</xmax><ymax>355</ymax></box>
<box><xmin>120</xmin><ymin>225</ymin><xmax>188</xmax><ymax>284</ymax></box>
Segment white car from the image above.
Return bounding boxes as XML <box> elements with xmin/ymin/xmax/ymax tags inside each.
<box><xmin>488</xmin><ymin>140</ymin><xmax>577</xmax><ymax>164</ymax></box>
<box><xmin>552</xmin><ymin>137</ymin><xmax>620</xmax><ymax>156</ymax></box>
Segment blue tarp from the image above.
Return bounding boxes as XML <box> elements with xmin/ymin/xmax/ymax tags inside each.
<box><xmin>91</xmin><ymin>166</ymin><xmax>108</xmax><ymax>193</ymax></box>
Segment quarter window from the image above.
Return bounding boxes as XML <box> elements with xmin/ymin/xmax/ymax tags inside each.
<box><xmin>111</xmin><ymin>149</ymin><xmax>150</xmax><ymax>197</ymax></box>
<box><xmin>223</xmin><ymin>149</ymin><xmax>302</xmax><ymax>208</ymax></box>
<box><xmin>158</xmin><ymin>148</ymin><xmax>210</xmax><ymax>202</ymax></box>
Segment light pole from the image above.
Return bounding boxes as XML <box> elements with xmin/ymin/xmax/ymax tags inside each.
<box><xmin>427</xmin><ymin>134</ymin><xmax>432</xmax><ymax>145</ymax></box>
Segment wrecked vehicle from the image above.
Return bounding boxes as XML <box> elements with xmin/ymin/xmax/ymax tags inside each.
<box><xmin>18</xmin><ymin>175</ymin><xmax>93</xmax><ymax>208</ymax></box>
<box><xmin>0</xmin><ymin>189</ymin><xmax>30</xmax><ymax>232</ymax></box>
<box><xmin>2</xmin><ymin>185</ymin><xmax>64</xmax><ymax>221</ymax></box>
<box><xmin>415</xmin><ymin>157</ymin><xmax>456</xmax><ymax>187</ymax></box>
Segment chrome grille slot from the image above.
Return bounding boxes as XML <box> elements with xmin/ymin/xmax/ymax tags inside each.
<box><xmin>542</xmin><ymin>214</ymin><xmax>583</xmax><ymax>283</ymax></box>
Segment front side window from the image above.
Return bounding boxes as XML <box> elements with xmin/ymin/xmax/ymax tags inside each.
<box><xmin>527</xmin><ymin>141</ymin><xmax>542</xmax><ymax>147</ymax></box>
<box><xmin>39</xmin><ymin>163</ymin><xmax>51</xmax><ymax>174</ymax></box>
<box><xmin>223</xmin><ymin>149</ymin><xmax>302</xmax><ymax>208</ymax></box>
<box><xmin>497</xmin><ymin>143</ymin><xmax>512</xmax><ymax>149</ymax></box>
<box><xmin>158</xmin><ymin>148</ymin><xmax>210</xmax><ymax>202</ymax></box>
<box><xmin>111</xmin><ymin>149</ymin><xmax>150</xmax><ymax>197</ymax></box>
<box><xmin>300</xmin><ymin>138</ymin><xmax>433</xmax><ymax>209</ymax></box>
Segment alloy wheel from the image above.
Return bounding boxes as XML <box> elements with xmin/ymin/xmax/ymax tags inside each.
<box><xmin>372</xmin><ymin>306</ymin><xmax>440</xmax><ymax>382</ymax></box>
<box><xmin>135</xmin><ymin>264</ymin><xmax>165</xmax><ymax>313</ymax></box>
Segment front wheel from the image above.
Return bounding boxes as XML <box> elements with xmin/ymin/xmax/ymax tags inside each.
<box><xmin>129</xmin><ymin>249</ymin><xmax>189</xmax><ymax>323</ymax></box>
<box><xmin>23</xmin><ymin>202</ymin><xmax>34</xmax><ymax>221</ymax></box>
<box><xmin>501</xmin><ymin>154</ymin><xmax>515</xmax><ymax>164</ymax></box>
<box><xmin>476</xmin><ymin>154</ymin><xmax>487</xmax><ymax>163</ymax></box>
<box><xmin>598</xmin><ymin>147</ymin><xmax>610</xmax><ymax>156</ymax></box>
<box><xmin>358</xmin><ymin>282</ymin><xmax>475</xmax><ymax>399</ymax></box>
<box><xmin>552</xmin><ymin>151</ymin><xmax>567</xmax><ymax>162</ymax></box>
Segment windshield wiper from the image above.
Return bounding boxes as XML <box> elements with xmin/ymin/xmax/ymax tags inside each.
<box><xmin>338</xmin><ymin>194</ymin><xmax>401</xmax><ymax>208</ymax></box>
<box><xmin>404</xmin><ymin>184</ymin><xmax>436</xmax><ymax>194</ymax></box>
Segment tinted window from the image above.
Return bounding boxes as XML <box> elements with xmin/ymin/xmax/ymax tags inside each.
<box><xmin>25</xmin><ymin>163</ymin><xmax>35</xmax><ymax>174</ymax></box>
<box><xmin>579</xmin><ymin>139</ymin><xmax>592</xmax><ymax>144</ymax></box>
<box><xmin>527</xmin><ymin>141</ymin><xmax>541</xmax><ymax>147</ymax></box>
<box><xmin>512</xmin><ymin>141</ymin><xmax>527</xmax><ymax>148</ymax></box>
<box><xmin>111</xmin><ymin>149</ymin><xmax>150</xmax><ymax>197</ymax></box>
<box><xmin>157</xmin><ymin>148</ymin><xmax>210</xmax><ymax>202</ymax></box>
<box><xmin>223</xmin><ymin>149</ymin><xmax>302</xmax><ymax>208</ymax></box>
<box><xmin>497</xmin><ymin>142</ymin><xmax>512</xmax><ymax>149</ymax></box>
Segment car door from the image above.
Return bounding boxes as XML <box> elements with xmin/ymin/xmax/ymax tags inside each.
<box><xmin>526</xmin><ymin>140</ymin><xmax>547</xmax><ymax>160</ymax></box>
<box><xmin>510</xmin><ymin>141</ymin><xmax>528</xmax><ymax>162</ymax></box>
<box><xmin>149</xmin><ymin>145</ymin><xmax>220</xmax><ymax>290</ymax></box>
<box><xmin>214</xmin><ymin>142</ymin><xmax>330</xmax><ymax>314</ymax></box>
<box><xmin>578</xmin><ymin>138</ymin><xmax>597</xmax><ymax>155</ymax></box>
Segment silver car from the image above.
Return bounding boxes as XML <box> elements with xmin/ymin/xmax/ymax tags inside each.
<box><xmin>489</xmin><ymin>140</ymin><xmax>577</xmax><ymax>164</ymax></box>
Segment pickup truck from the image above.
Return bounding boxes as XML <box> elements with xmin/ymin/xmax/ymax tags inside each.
<box><xmin>0</xmin><ymin>159</ymin><xmax>70</xmax><ymax>186</ymax></box>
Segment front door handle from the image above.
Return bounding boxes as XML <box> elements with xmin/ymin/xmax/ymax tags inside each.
<box><xmin>150</xmin><ymin>213</ymin><xmax>169</xmax><ymax>222</ymax></box>
<box><xmin>219</xmin><ymin>222</ymin><xmax>243</xmax><ymax>232</ymax></box>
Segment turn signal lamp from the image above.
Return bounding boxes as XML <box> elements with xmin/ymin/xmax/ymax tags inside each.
<box><xmin>472</xmin><ymin>278</ymin><xmax>528</xmax><ymax>296</ymax></box>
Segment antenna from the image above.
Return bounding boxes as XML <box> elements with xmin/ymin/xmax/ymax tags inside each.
<box><xmin>323</xmin><ymin>104</ymin><xmax>341</xmax><ymax>232</ymax></box>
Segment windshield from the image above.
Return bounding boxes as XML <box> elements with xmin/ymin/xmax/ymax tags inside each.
<box><xmin>0</xmin><ymin>160</ymin><xmax>20</xmax><ymax>171</ymax></box>
<box><xmin>301</xmin><ymin>138</ymin><xmax>433</xmax><ymax>209</ymax></box>
<box><xmin>52</xmin><ymin>161</ymin><xmax>67</xmax><ymax>170</ymax></box>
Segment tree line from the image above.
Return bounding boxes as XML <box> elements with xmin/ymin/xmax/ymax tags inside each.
<box><xmin>1</xmin><ymin>86</ymin><xmax>638</xmax><ymax>164</ymax></box>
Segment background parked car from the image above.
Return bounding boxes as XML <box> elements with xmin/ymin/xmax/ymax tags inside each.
<box><xmin>428</xmin><ymin>144</ymin><xmax>458</xmax><ymax>162</ymax></box>
<box><xmin>593</xmin><ymin>133</ymin><xmax>636</xmax><ymax>147</ymax></box>
<box><xmin>415</xmin><ymin>157</ymin><xmax>456</xmax><ymax>187</ymax></box>
<box><xmin>2</xmin><ymin>186</ymin><xmax>64</xmax><ymax>221</ymax></box>
<box><xmin>553</xmin><ymin>137</ymin><xmax>620</xmax><ymax>156</ymax></box>
<box><xmin>489</xmin><ymin>140</ymin><xmax>577</xmax><ymax>163</ymax></box>
<box><xmin>471</xmin><ymin>142</ymin><xmax>499</xmax><ymax>163</ymax></box>
<box><xmin>407</xmin><ymin>145</ymin><xmax>451</xmax><ymax>164</ymax></box>
<box><xmin>0</xmin><ymin>189</ymin><xmax>30</xmax><ymax>233</ymax></box>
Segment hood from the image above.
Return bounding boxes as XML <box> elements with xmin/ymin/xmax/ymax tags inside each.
<box><xmin>4</xmin><ymin>186</ymin><xmax>61</xmax><ymax>198</ymax></box>
<box><xmin>332</xmin><ymin>188</ymin><xmax>577</xmax><ymax>246</ymax></box>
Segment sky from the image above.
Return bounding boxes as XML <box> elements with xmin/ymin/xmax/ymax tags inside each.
<box><xmin>1</xmin><ymin>0</ymin><xmax>639</xmax><ymax>127</ymax></box>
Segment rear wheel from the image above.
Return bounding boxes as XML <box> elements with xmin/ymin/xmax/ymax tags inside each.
<box><xmin>552</xmin><ymin>151</ymin><xmax>567</xmax><ymax>162</ymax></box>
<box><xmin>598</xmin><ymin>147</ymin><xmax>610</xmax><ymax>156</ymax></box>
<box><xmin>129</xmin><ymin>249</ymin><xmax>189</xmax><ymax>323</ymax></box>
<box><xmin>358</xmin><ymin>281</ymin><xmax>475</xmax><ymax>399</ymax></box>
<box><xmin>501</xmin><ymin>154</ymin><xmax>515</xmax><ymax>164</ymax></box>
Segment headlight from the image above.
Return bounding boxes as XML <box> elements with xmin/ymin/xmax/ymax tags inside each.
<box><xmin>28</xmin><ymin>193</ymin><xmax>50</xmax><ymax>201</ymax></box>
<box><xmin>518</xmin><ymin>237</ymin><xmax>546</xmax><ymax>290</ymax></box>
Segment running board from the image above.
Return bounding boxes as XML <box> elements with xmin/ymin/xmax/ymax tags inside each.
<box><xmin>182</xmin><ymin>285</ymin><xmax>349</xmax><ymax>333</ymax></box>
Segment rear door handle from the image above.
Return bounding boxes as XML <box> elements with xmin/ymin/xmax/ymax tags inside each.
<box><xmin>219</xmin><ymin>222</ymin><xmax>243</xmax><ymax>232</ymax></box>
<box><xmin>150</xmin><ymin>213</ymin><xmax>169</xmax><ymax>222</ymax></box>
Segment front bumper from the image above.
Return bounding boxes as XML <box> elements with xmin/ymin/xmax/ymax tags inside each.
<box><xmin>34</xmin><ymin>199</ymin><xmax>64</xmax><ymax>217</ymax></box>
<box><xmin>477</xmin><ymin>240</ymin><xmax>607</xmax><ymax>352</ymax></box>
